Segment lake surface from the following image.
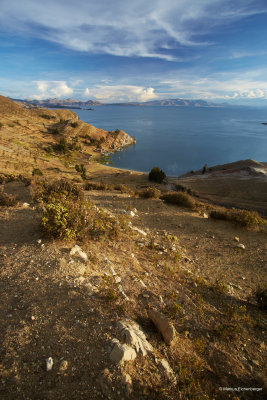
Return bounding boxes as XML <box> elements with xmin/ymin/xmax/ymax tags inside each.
<box><xmin>74</xmin><ymin>106</ymin><xmax>267</xmax><ymax>176</ymax></box>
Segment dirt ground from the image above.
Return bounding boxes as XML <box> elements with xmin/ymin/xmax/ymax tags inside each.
<box><xmin>0</xmin><ymin>181</ymin><xmax>266</xmax><ymax>400</ymax></box>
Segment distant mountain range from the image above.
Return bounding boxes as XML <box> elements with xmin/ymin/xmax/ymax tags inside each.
<box><xmin>12</xmin><ymin>97</ymin><xmax>229</xmax><ymax>108</ymax></box>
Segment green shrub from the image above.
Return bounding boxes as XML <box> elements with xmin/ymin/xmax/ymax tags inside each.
<box><xmin>138</xmin><ymin>187</ymin><xmax>161</xmax><ymax>199</ymax></box>
<box><xmin>33</xmin><ymin>179</ymin><xmax>84</xmax><ymax>204</ymax></box>
<box><xmin>160</xmin><ymin>192</ymin><xmax>195</xmax><ymax>209</ymax></box>
<box><xmin>75</xmin><ymin>164</ymin><xmax>87</xmax><ymax>180</ymax></box>
<box><xmin>32</xmin><ymin>168</ymin><xmax>43</xmax><ymax>177</ymax></box>
<box><xmin>84</xmin><ymin>181</ymin><xmax>112</xmax><ymax>191</ymax></box>
<box><xmin>0</xmin><ymin>192</ymin><xmax>18</xmax><ymax>207</ymax></box>
<box><xmin>114</xmin><ymin>184</ymin><xmax>134</xmax><ymax>194</ymax></box>
<box><xmin>174</xmin><ymin>184</ymin><xmax>193</xmax><ymax>195</ymax></box>
<box><xmin>148</xmin><ymin>166</ymin><xmax>166</xmax><ymax>183</ymax></box>
<box><xmin>210</xmin><ymin>208</ymin><xmax>265</xmax><ymax>228</ymax></box>
<box><xmin>50</xmin><ymin>127</ymin><xmax>61</xmax><ymax>135</ymax></box>
<box><xmin>40</xmin><ymin>114</ymin><xmax>55</xmax><ymax>120</ymax></box>
<box><xmin>41</xmin><ymin>189</ymin><xmax>124</xmax><ymax>240</ymax></box>
<box><xmin>70</xmin><ymin>121</ymin><xmax>79</xmax><ymax>128</ymax></box>
<box><xmin>54</xmin><ymin>137</ymin><xmax>69</xmax><ymax>154</ymax></box>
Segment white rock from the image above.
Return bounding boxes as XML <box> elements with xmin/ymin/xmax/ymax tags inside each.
<box><xmin>110</xmin><ymin>342</ymin><xmax>137</xmax><ymax>364</ymax></box>
<box><xmin>139</xmin><ymin>279</ymin><xmax>146</xmax><ymax>288</ymax></box>
<box><xmin>22</xmin><ymin>202</ymin><xmax>30</xmax><ymax>208</ymax></box>
<box><xmin>129</xmin><ymin>211</ymin><xmax>135</xmax><ymax>217</ymax></box>
<box><xmin>159</xmin><ymin>359</ymin><xmax>177</xmax><ymax>383</ymax></box>
<box><xmin>122</xmin><ymin>374</ymin><xmax>133</xmax><ymax>397</ymax></box>
<box><xmin>117</xmin><ymin>319</ymin><xmax>153</xmax><ymax>356</ymax></box>
<box><xmin>234</xmin><ymin>237</ymin><xmax>240</xmax><ymax>242</ymax></box>
<box><xmin>37</xmin><ymin>239</ymin><xmax>42</xmax><ymax>244</ymax></box>
<box><xmin>46</xmin><ymin>357</ymin><xmax>53</xmax><ymax>371</ymax></box>
<box><xmin>237</xmin><ymin>243</ymin><xmax>245</xmax><ymax>250</ymax></box>
<box><xmin>70</xmin><ymin>245</ymin><xmax>88</xmax><ymax>262</ymax></box>
<box><xmin>115</xmin><ymin>276</ymin><xmax>122</xmax><ymax>284</ymax></box>
<box><xmin>131</xmin><ymin>226</ymin><xmax>147</xmax><ymax>236</ymax></box>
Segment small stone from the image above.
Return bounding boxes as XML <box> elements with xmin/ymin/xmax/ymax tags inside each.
<box><xmin>237</xmin><ymin>243</ymin><xmax>245</xmax><ymax>250</ymax></box>
<box><xmin>148</xmin><ymin>309</ymin><xmax>176</xmax><ymax>346</ymax></box>
<box><xmin>98</xmin><ymin>368</ymin><xmax>112</xmax><ymax>397</ymax></box>
<box><xmin>37</xmin><ymin>239</ymin><xmax>42</xmax><ymax>244</ymax></box>
<box><xmin>22</xmin><ymin>202</ymin><xmax>30</xmax><ymax>208</ymax></box>
<box><xmin>121</xmin><ymin>374</ymin><xmax>133</xmax><ymax>397</ymax></box>
<box><xmin>70</xmin><ymin>245</ymin><xmax>88</xmax><ymax>262</ymax></box>
<box><xmin>110</xmin><ymin>342</ymin><xmax>137</xmax><ymax>364</ymax></box>
<box><xmin>234</xmin><ymin>237</ymin><xmax>240</xmax><ymax>242</ymax></box>
<box><xmin>129</xmin><ymin>211</ymin><xmax>135</xmax><ymax>217</ymax></box>
<box><xmin>131</xmin><ymin>226</ymin><xmax>147</xmax><ymax>236</ymax></box>
<box><xmin>59</xmin><ymin>360</ymin><xmax>68</xmax><ymax>373</ymax></box>
<box><xmin>46</xmin><ymin>357</ymin><xmax>53</xmax><ymax>371</ymax></box>
<box><xmin>115</xmin><ymin>276</ymin><xmax>122</xmax><ymax>284</ymax></box>
<box><xmin>159</xmin><ymin>359</ymin><xmax>177</xmax><ymax>383</ymax></box>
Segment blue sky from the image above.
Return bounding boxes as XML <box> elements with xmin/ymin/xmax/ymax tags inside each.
<box><xmin>0</xmin><ymin>0</ymin><xmax>267</xmax><ymax>104</ymax></box>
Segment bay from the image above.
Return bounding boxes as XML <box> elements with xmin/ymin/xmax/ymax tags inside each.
<box><xmin>74</xmin><ymin>105</ymin><xmax>267</xmax><ymax>176</ymax></box>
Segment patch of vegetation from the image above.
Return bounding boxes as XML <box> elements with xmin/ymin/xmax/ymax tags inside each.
<box><xmin>40</xmin><ymin>114</ymin><xmax>55</xmax><ymax>120</ymax></box>
<box><xmin>75</xmin><ymin>164</ymin><xmax>87</xmax><ymax>180</ymax></box>
<box><xmin>160</xmin><ymin>192</ymin><xmax>195</xmax><ymax>209</ymax></box>
<box><xmin>50</xmin><ymin>127</ymin><xmax>61</xmax><ymax>135</ymax></box>
<box><xmin>213</xmin><ymin>278</ymin><xmax>229</xmax><ymax>294</ymax></box>
<box><xmin>101</xmin><ymin>274</ymin><xmax>119</xmax><ymax>301</ymax></box>
<box><xmin>148</xmin><ymin>166</ymin><xmax>166</xmax><ymax>183</ymax></box>
<box><xmin>214</xmin><ymin>305</ymin><xmax>252</xmax><ymax>342</ymax></box>
<box><xmin>255</xmin><ymin>285</ymin><xmax>267</xmax><ymax>310</ymax></box>
<box><xmin>33</xmin><ymin>179</ymin><xmax>84</xmax><ymax>204</ymax></box>
<box><xmin>114</xmin><ymin>184</ymin><xmax>134</xmax><ymax>194</ymax></box>
<box><xmin>210</xmin><ymin>208</ymin><xmax>265</xmax><ymax>229</ymax></box>
<box><xmin>36</xmin><ymin>179</ymin><xmax>126</xmax><ymax>240</ymax></box>
<box><xmin>97</xmin><ymin>154</ymin><xmax>113</xmax><ymax>165</ymax></box>
<box><xmin>32</xmin><ymin>168</ymin><xmax>43</xmax><ymax>177</ymax></box>
<box><xmin>0</xmin><ymin>192</ymin><xmax>18</xmax><ymax>207</ymax></box>
<box><xmin>0</xmin><ymin>122</ymin><xmax>3</xmax><ymax>129</ymax></box>
<box><xmin>84</xmin><ymin>181</ymin><xmax>113</xmax><ymax>191</ymax></box>
<box><xmin>174</xmin><ymin>184</ymin><xmax>193</xmax><ymax>196</ymax></box>
<box><xmin>0</xmin><ymin>174</ymin><xmax>16</xmax><ymax>184</ymax></box>
<box><xmin>138</xmin><ymin>187</ymin><xmax>161</xmax><ymax>199</ymax></box>
<box><xmin>70</xmin><ymin>121</ymin><xmax>79</xmax><ymax>128</ymax></box>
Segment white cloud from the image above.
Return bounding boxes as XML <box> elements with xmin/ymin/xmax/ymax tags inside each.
<box><xmin>160</xmin><ymin>70</ymin><xmax>267</xmax><ymax>100</ymax></box>
<box><xmin>89</xmin><ymin>85</ymin><xmax>157</xmax><ymax>102</ymax></box>
<box><xmin>1</xmin><ymin>0</ymin><xmax>266</xmax><ymax>60</ymax></box>
<box><xmin>32</xmin><ymin>81</ymin><xmax>73</xmax><ymax>99</ymax></box>
<box><xmin>84</xmin><ymin>88</ymin><xmax>90</xmax><ymax>97</ymax></box>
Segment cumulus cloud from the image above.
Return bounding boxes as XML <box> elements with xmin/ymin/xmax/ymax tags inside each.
<box><xmin>160</xmin><ymin>71</ymin><xmax>267</xmax><ymax>100</ymax></box>
<box><xmin>32</xmin><ymin>81</ymin><xmax>73</xmax><ymax>99</ymax></box>
<box><xmin>89</xmin><ymin>85</ymin><xmax>158</xmax><ymax>102</ymax></box>
<box><xmin>1</xmin><ymin>0</ymin><xmax>266</xmax><ymax>60</ymax></box>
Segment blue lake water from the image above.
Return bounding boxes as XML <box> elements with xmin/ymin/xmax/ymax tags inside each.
<box><xmin>74</xmin><ymin>106</ymin><xmax>267</xmax><ymax>176</ymax></box>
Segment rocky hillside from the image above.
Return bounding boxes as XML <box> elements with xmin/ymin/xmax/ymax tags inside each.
<box><xmin>0</xmin><ymin>95</ymin><xmax>266</xmax><ymax>399</ymax></box>
<box><xmin>0</xmin><ymin>95</ymin><xmax>135</xmax><ymax>180</ymax></box>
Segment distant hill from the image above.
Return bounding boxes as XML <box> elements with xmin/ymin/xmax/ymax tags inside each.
<box><xmin>11</xmin><ymin>97</ymin><xmax>228</xmax><ymax>108</ymax></box>
<box><xmin>12</xmin><ymin>97</ymin><xmax>102</xmax><ymax>109</ymax></box>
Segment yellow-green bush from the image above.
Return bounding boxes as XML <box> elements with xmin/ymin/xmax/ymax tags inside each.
<box><xmin>138</xmin><ymin>187</ymin><xmax>161</xmax><ymax>199</ymax></box>
<box><xmin>0</xmin><ymin>192</ymin><xmax>18</xmax><ymax>207</ymax></box>
<box><xmin>160</xmin><ymin>191</ymin><xmax>195</xmax><ymax>209</ymax></box>
<box><xmin>210</xmin><ymin>208</ymin><xmax>265</xmax><ymax>228</ymax></box>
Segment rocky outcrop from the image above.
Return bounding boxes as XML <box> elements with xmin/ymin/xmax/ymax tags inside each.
<box><xmin>148</xmin><ymin>309</ymin><xmax>176</xmax><ymax>346</ymax></box>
